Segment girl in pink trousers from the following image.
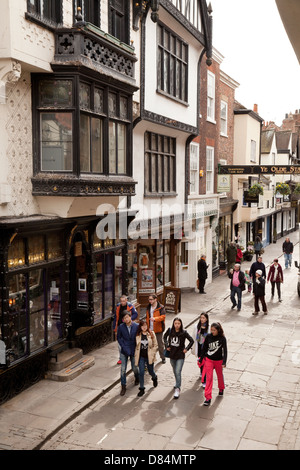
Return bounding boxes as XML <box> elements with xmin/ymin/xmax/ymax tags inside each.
<box><xmin>200</xmin><ymin>322</ymin><xmax>227</xmax><ymax>406</ymax></box>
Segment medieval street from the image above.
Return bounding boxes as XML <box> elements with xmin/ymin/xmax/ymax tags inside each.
<box><xmin>1</xmin><ymin>231</ymin><xmax>299</xmax><ymax>452</ymax></box>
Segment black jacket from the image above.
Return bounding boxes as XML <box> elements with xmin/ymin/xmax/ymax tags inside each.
<box><xmin>228</xmin><ymin>270</ymin><xmax>245</xmax><ymax>290</ymax></box>
<box><xmin>253</xmin><ymin>276</ymin><xmax>266</xmax><ymax>297</ymax></box>
<box><xmin>200</xmin><ymin>333</ymin><xmax>227</xmax><ymax>365</ymax></box>
<box><xmin>249</xmin><ymin>261</ymin><xmax>266</xmax><ymax>280</ymax></box>
<box><xmin>282</xmin><ymin>241</ymin><xmax>293</xmax><ymax>254</ymax></box>
<box><xmin>163</xmin><ymin>328</ymin><xmax>194</xmax><ymax>360</ymax></box>
<box><xmin>197</xmin><ymin>259</ymin><xmax>208</xmax><ymax>280</ymax></box>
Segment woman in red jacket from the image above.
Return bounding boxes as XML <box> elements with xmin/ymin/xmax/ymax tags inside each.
<box><xmin>267</xmin><ymin>258</ymin><xmax>283</xmax><ymax>302</ymax></box>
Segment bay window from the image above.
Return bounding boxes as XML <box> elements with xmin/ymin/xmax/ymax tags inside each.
<box><xmin>33</xmin><ymin>75</ymin><xmax>131</xmax><ymax>177</ymax></box>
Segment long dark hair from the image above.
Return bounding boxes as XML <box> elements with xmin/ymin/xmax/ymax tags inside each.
<box><xmin>211</xmin><ymin>322</ymin><xmax>224</xmax><ymax>337</ymax></box>
<box><xmin>137</xmin><ymin>319</ymin><xmax>154</xmax><ymax>339</ymax></box>
<box><xmin>170</xmin><ymin>317</ymin><xmax>184</xmax><ymax>335</ymax></box>
<box><xmin>197</xmin><ymin>312</ymin><xmax>209</xmax><ymax>332</ymax></box>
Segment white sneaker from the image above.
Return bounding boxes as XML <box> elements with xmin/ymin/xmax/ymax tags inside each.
<box><xmin>174</xmin><ymin>388</ymin><xmax>180</xmax><ymax>399</ymax></box>
<box><xmin>202</xmin><ymin>383</ymin><xmax>206</xmax><ymax>388</ymax></box>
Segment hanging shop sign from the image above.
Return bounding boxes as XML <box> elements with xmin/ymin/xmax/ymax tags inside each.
<box><xmin>219</xmin><ymin>165</ymin><xmax>300</xmax><ymax>175</ymax></box>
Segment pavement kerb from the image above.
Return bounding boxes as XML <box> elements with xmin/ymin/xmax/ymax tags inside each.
<box><xmin>34</xmin><ymin>234</ymin><xmax>299</xmax><ymax>450</ymax></box>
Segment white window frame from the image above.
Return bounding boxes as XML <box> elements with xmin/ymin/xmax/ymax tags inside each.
<box><xmin>220</xmin><ymin>100</ymin><xmax>228</xmax><ymax>136</ymax></box>
<box><xmin>189</xmin><ymin>142</ymin><xmax>199</xmax><ymax>194</ymax></box>
<box><xmin>250</xmin><ymin>139</ymin><xmax>257</xmax><ymax>162</ymax></box>
<box><xmin>207</xmin><ymin>71</ymin><xmax>215</xmax><ymax>123</ymax></box>
<box><xmin>206</xmin><ymin>146</ymin><xmax>214</xmax><ymax>194</ymax></box>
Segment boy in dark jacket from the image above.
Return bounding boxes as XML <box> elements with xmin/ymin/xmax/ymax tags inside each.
<box><xmin>252</xmin><ymin>269</ymin><xmax>268</xmax><ymax>315</ymax></box>
<box><xmin>117</xmin><ymin>312</ymin><xmax>139</xmax><ymax>395</ymax></box>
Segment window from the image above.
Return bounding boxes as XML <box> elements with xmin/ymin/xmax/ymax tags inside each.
<box><xmin>207</xmin><ymin>71</ymin><xmax>215</xmax><ymax>122</ymax></box>
<box><xmin>157</xmin><ymin>23</ymin><xmax>188</xmax><ymax>102</ymax></box>
<box><xmin>220</xmin><ymin>100</ymin><xmax>228</xmax><ymax>136</ymax></box>
<box><xmin>189</xmin><ymin>142</ymin><xmax>199</xmax><ymax>194</ymax></box>
<box><xmin>206</xmin><ymin>146</ymin><xmax>214</xmax><ymax>193</ymax></box>
<box><xmin>33</xmin><ymin>76</ymin><xmax>131</xmax><ymax>176</ymax></box>
<box><xmin>6</xmin><ymin>232</ymin><xmax>64</xmax><ymax>363</ymax></box>
<box><xmin>145</xmin><ymin>132</ymin><xmax>176</xmax><ymax>195</ymax></box>
<box><xmin>27</xmin><ymin>0</ymin><xmax>62</xmax><ymax>25</ymax></box>
<box><xmin>109</xmin><ymin>0</ymin><xmax>129</xmax><ymax>44</ymax></box>
<box><xmin>74</xmin><ymin>0</ymin><xmax>100</xmax><ymax>26</ymax></box>
<box><xmin>250</xmin><ymin>139</ymin><xmax>257</xmax><ymax>162</ymax></box>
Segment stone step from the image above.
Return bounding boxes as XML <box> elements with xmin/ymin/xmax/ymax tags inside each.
<box><xmin>48</xmin><ymin>347</ymin><xmax>83</xmax><ymax>372</ymax></box>
<box><xmin>45</xmin><ymin>355</ymin><xmax>95</xmax><ymax>382</ymax></box>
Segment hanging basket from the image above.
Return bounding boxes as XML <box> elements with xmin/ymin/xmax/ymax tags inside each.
<box><xmin>276</xmin><ymin>183</ymin><xmax>291</xmax><ymax>196</ymax></box>
<box><xmin>248</xmin><ymin>183</ymin><xmax>263</xmax><ymax>197</ymax></box>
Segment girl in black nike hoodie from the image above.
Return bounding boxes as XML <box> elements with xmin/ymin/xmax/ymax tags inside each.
<box><xmin>200</xmin><ymin>322</ymin><xmax>227</xmax><ymax>405</ymax></box>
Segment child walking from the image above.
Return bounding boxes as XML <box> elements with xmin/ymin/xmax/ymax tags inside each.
<box><xmin>200</xmin><ymin>322</ymin><xmax>227</xmax><ymax>406</ymax></box>
<box><xmin>134</xmin><ymin>320</ymin><xmax>158</xmax><ymax>397</ymax></box>
<box><xmin>163</xmin><ymin>317</ymin><xmax>194</xmax><ymax>399</ymax></box>
<box><xmin>244</xmin><ymin>269</ymin><xmax>252</xmax><ymax>293</ymax></box>
<box><xmin>192</xmin><ymin>312</ymin><xmax>209</xmax><ymax>387</ymax></box>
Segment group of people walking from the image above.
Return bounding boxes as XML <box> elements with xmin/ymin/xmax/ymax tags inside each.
<box><xmin>227</xmin><ymin>236</ymin><xmax>293</xmax><ymax>315</ymax></box>
<box><xmin>114</xmin><ymin>295</ymin><xmax>227</xmax><ymax>406</ymax></box>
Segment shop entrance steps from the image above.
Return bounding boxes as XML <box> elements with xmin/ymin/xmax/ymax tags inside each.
<box><xmin>45</xmin><ymin>347</ymin><xmax>95</xmax><ymax>382</ymax></box>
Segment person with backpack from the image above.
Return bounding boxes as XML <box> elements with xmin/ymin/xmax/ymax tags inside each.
<box><xmin>146</xmin><ymin>294</ymin><xmax>166</xmax><ymax>363</ymax></box>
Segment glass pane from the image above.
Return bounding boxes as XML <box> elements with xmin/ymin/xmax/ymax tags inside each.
<box><xmin>48</xmin><ymin>267</ymin><xmax>63</xmax><ymax>344</ymax></box>
<box><xmin>170</xmin><ymin>156</ymin><xmax>175</xmax><ymax>192</ymax></box>
<box><xmin>40</xmin><ymin>80</ymin><xmax>72</xmax><ymax>107</ymax></box>
<box><xmin>108</xmin><ymin>92</ymin><xmax>117</xmax><ymax>117</ymax></box>
<box><xmin>115</xmin><ymin>249</ymin><xmax>123</xmax><ymax>306</ymax></box>
<box><xmin>164</xmin><ymin>242</ymin><xmax>170</xmax><ymax>284</ymax></box>
<box><xmin>93</xmin><ymin>253</ymin><xmax>103</xmax><ymax>321</ymax></box>
<box><xmin>29</xmin><ymin>269</ymin><xmax>45</xmax><ymax>352</ymax></box>
<box><xmin>156</xmin><ymin>242</ymin><xmax>163</xmax><ymax>289</ymax></box>
<box><xmin>8</xmin><ymin>274</ymin><xmax>27</xmax><ymax>362</ymax></box>
<box><xmin>41</xmin><ymin>113</ymin><xmax>73</xmax><ymax>171</ymax></box>
<box><xmin>28</xmin><ymin>235</ymin><xmax>45</xmax><ymax>264</ymax></box>
<box><xmin>104</xmin><ymin>253</ymin><xmax>114</xmax><ymax>318</ymax></box>
<box><xmin>120</xmin><ymin>96</ymin><xmax>128</xmax><ymax>119</ymax></box>
<box><xmin>79</xmin><ymin>83</ymin><xmax>90</xmax><ymax>110</ymax></box>
<box><xmin>109</xmin><ymin>121</ymin><xmax>116</xmax><ymax>173</ymax></box>
<box><xmin>164</xmin><ymin>156</ymin><xmax>169</xmax><ymax>192</ymax></box>
<box><xmin>151</xmin><ymin>154</ymin><xmax>157</xmax><ymax>192</ymax></box>
<box><xmin>8</xmin><ymin>237</ymin><xmax>25</xmax><ymax>269</ymax></box>
<box><xmin>91</xmin><ymin>118</ymin><xmax>103</xmax><ymax>173</ymax></box>
<box><xmin>117</xmin><ymin>124</ymin><xmax>126</xmax><ymax>174</ymax></box>
<box><xmin>94</xmin><ymin>88</ymin><xmax>104</xmax><ymax>113</ymax></box>
<box><xmin>48</xmin><ymin>231</ymin><xmax>63</xmax><ymax>260</ymax></box>
<box><xmin>127</xmin><ymin>243</ymin><xmax>137</xmax><ymax>301</ymax></box>
<box><xmin>80</xmin><ymin>114</ymin><xmax>90</xmax><ymax>172</ymax></box>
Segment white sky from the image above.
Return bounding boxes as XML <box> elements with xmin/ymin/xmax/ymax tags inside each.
<box><xmin>210</xmin><ymin>0</ymin><xmax>300</xmax><ymax>125</ymax></box>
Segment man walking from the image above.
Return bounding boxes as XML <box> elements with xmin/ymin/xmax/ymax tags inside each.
<box><xmin>267</xmin><ymin>258</ymin><xmax>283</xmax><ymax>302</ymax></box>
<box><xmin>197</xmin><ymin>254</ymin><xmax>208</xmax><ymax>294</ymax></box>
<box><xmin>146</xmin><ymin>294</ymin><xmax>166</xmax><ymax>363</ymax></box>
<box><xmin>228</xmin><ymin>263</ymin><xmax>245</xmax><ymax>311</ymax></box>
<box><xmin>113</xmin><ymin>295</ymin><xmax>138</xmax><ymax>364</ymax></box>
<box><xmin>249</xmin><ymin>255</ymin><xmax>266</xmax><ymax>283</ymax></box>
<box><xmin>252</xmin><ymin>270</ymin><xmax>268</xmax><ymax>315</ymax></box>
<box><xmin>282</xmin><ymin>237</ymin><xmax>293</xmax><ymax>268</ymax></box>
<box><xmin>226</xmin><ymin>242</ymin><xmax>237</xmax><ymax>273</ymax></box>
<box><xmin>117</xmin><ymin>312</ymin><xmax>139</xmax><ymax>396</ymax></box>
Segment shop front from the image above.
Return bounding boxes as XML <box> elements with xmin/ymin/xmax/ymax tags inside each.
<box><xmin>0</xmin><ymin>215</ymin><xmax>127</xmax><ymax>403</ymax></box>
<box><xmin>127</xmin><ymin>238</ymin><xmax>175</xmax><ymax>309</ymax></box>
<box><xmin>218</xmin><ymin>198</ymin><xmax>238</xmax><ymax>270</ymax></box>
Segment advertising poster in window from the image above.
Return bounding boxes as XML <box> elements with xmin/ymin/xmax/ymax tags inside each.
<box><xmin>139</xmin><ymin>268</ymin><xmax>154</xmax><ymax>293</ymax></box>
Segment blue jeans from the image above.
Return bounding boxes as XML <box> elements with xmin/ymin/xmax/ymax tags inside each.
<box><xmin>120</xmin><ymin>353</ymin><xmax>139</xmax><ymax>386</ymax></box>
<box><xmin>170</xmin><ymin>358</ymin><xmax>184</xmax><ymax>389</ymax></box>
<box><xmin>284</xmin><ymin>253</ymin><xmax>292</xmax><ymax>268</ymax></box>
<box><xmin>138</xmin><ymin>356</ymin><xmax>157</xmax><ymax>390</ymax></box>
<box><xmin>231</xmin><ymin>285</ymin><xmax>242</xmax><ymax>309</ymax></box>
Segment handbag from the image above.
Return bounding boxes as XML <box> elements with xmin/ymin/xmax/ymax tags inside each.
<box><xmin>163</xmin><ymin>349</ymin><xmax>170</xmax><ymax>358</ymax></box>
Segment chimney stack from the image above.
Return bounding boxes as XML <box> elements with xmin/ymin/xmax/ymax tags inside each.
<box><xmin>253</xmin><ymin>104</ymin><xmax>258</xmax><ymax>113</ymax></box>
